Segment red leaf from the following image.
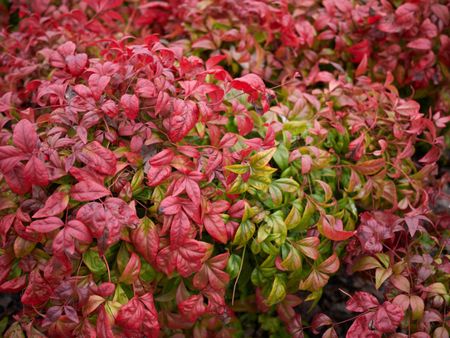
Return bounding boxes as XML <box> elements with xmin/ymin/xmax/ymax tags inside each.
<box><xmin>355</xmin><ymin>53</ymin><xmax>368</xmax><ymax>77</ymax></box>
<box><xmin>178</xmin><ymin>294</ymin><xmax>206</xmax><ymax>322</ymax></box>
<box><xmin>28</xmin><ymin>217</ymin><xmax>64</xmax><ymax>233</ymax></box>
<box><xmin>24</xmin><ymin>156</ymin><xmax>49</xmax><ymax>186</ymax></box>
<box><xmin>203</xmin><ymin>213</ymin><xmax>227</xmax><ymax>244</ymax></box>
<box><xmin>185</xmin><ymin>176</ymin><xmax>201</xmax><ymax>206</ymax></box>
<box><xmin>33</xmin><ymin>192</ymin><xmax>69</xmax><ymax>218</ymax></box>
<box><xmin>101</xmin><ymin>99</ymin><xmax>118</xmax><ymax>118</ymax></box>
<box><xmin>119</xmin><ymin>252</ymin><xmax>141</xmax><ymax>284</ymax></box>
<box><xmin>311</xmin><ymin>313</ymin><xmax>333</xmax><ymax>334</ymax></box>
<box><xmin>88</xmin><ymin>74</ymin><xmax>110</xmax><ymax>100</ymax></box>
<box><xmin>396</xmin><ymin>100</ymin><xmax>420</xmax><ymax>116</ymax></box>
<box><xmin>120</xmin><ymin>94</ymin><xmax>139</xmax><ymax>119</ymax></box>
<box><xmin>317</xmin><ymin>253</ymin><xmax>340</xmax><ymax>274</ymax></box>
<box><xmin>346</xmin><ymin>313</ymin><xmax>380</xmax><ymax>338</ymax></box>
<box><xmin>236</xmin><ymin>114</ymin><xmax>254</xmax><ymax>136</ymax></box>
<box><xmin>419</xmin><ymin>146</ymin><xmax>440</xmax><ymax>164</ymax></box>
<box><xmin>13</xmin><ymin>119</ymin><xmax>38</xmax><ymax>153</ymax></box>
<box><xmin>147</xmin><ymin>165</ymin><xmax>171</xmax><ymax>186</ymax></box>
<box><xmin>96</xmin><ymin>305</ymin><xmax>114</xmax><ymax>338</ymax></box>
<box><xmin>85</xmin><ymin>0</ymin><xmax>123</xmax><ymax>12</ymax></box>
<box><xmin>140</xmin><ymin>293</ymin><xmax>160</xmax><ymax>337</ymax></box>
<box><xmin>79</xmin><ymin>141</ymin><xmax>117</xmax><ymax>176</ymax></box>
<box><xmin>166</xmin><ymin>99</ymin><xmax>199</xmax><ymax>142</ymax></box>
<box><xmin>21</xmin><ymin>270</ymin><xmax>52</xmax><ymax>306</ymax></box>
<box><xmin>346</xmin><ymin>291</ymin><xmax>379</xmax><ymax>312</ymax></box>
<box><xmin>0</xmin><ymin>214</ymin><xmax>15</xmax><ymax>245</ymax></box>
<box><xmin>352</xmin><ymin>158</ymin><xmax>385</xmax><ymax>176</ymax></box>
<box><xmin>348</xmin><ymin>133</ymin><xmax>365</xmax><ymax>161</ymax></box>
<box><xmin>66</xmin><ymin>53</ymin><xmax>88</xmax><ymax>76</ymax></box>
<box><xmin>231</xmin><ymin>74</ymin><xmax>266</xmax><ymax>101</ymax></box>
<box><xmin>4</xmin><ymin>163</ymin><xmax>31</xmax><ymax>195</ymax></box>
<box><xmin>348</xmin><ymin>40</ymin><xmax>371</xmax><ymax>63</ymax></box>
<box><xmin>176</xmin><ymin>239</ymin><xmax>211</xmax><ymax>277</ymax></box>
<box><xmin>159</xmin><ymin>196</ymin><xmax>183</xmax><ymax>215</ymax></box>
<box><xmin>374</xmin><ymin>301</ymin><xmax>404</xmax><ymax>333</ymax></box>
<box><xmin>66</xmin><ymin>220</ymin><xmax>93</xmax><ymax>243</ymax></box>
<box><xmin>0</xmin><ymin>146</ymin><xmax>26</xmax><ymax>173</ymax></box>
<box><xmin>116</xmin><ymin>297</ymin><xmax>145</xmax><ymax>331</ymax></box>
<box><xmin>193</xmin><ymin>252</ymin><xmax>230</xmax><ymax>290</ymax></box>
<box><xmin>0</xmin><ymin>275</ymin><xmax>27</xmax><ymax>292</ymax></box>
<box><xmin>131</xmin><ymin>218</ymin><xmax>159</xmax><ymax>263</ymax></box>
<box><xmin>407</xmin><ymin>38</ymin><xmax>432</xmax><ymax>50</ymax></box>
<box><xmin>170</xmin><ymin>211</ymin><xmax>192</xmax><ymax>247</ymax></box>
<box><xmin>104</xmin><ymin>197</ymin><xmax>139</xmax><ymax>226</ymax></box>
<box><xmin>149</xmin><ymin>149</ymin><xmax>174</xmax><ymax>166</ymax></box>
<box><xmin>136</xmin><ymin>79</ymin><xmax>156</xmax><ymax>98</ymax></box>
<box><xmin>318</xmin><ymin>215</ymin><xmax>355</xmax><ymax>241</ymax></box>
<box><xmin>70</xmin><ymin>180</ymin><xmax>111</xmax><ymax>201</ymax></box>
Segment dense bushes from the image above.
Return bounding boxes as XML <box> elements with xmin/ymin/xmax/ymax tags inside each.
<box><xmin>0</xmin><ymin>1</ymin><xmax>448</xmax><ymax>337</ymax></box>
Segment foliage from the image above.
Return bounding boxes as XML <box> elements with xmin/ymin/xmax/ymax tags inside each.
<box><xmin>0</xmin><ymin>1</ymin><xmax>448</xmax><ymax>337</ymax></box>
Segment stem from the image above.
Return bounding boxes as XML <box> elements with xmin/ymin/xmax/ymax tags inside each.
<box><xmin>102</xmin><ymin>254</ymin><xmax>111</xmax><ymax>282</ymax></box>
<box><xmin>231</xmin><ymin>245</ymin><xmax>246</xmax><ymax>306</ymax></box>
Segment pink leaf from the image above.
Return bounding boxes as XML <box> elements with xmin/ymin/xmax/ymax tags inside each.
<box><xmin>166</xmin><ymin>99</ymin><xmax>199</xmax><ymax>142</ymax></box>
<box><xmin>78</xmin><ymin>141</ymin><xmax>117</xmax><ymax>176</ymax></box>
<box><xmin>13</xmin><ymin>119</ymin><xmax>38</xmax><ymax>153</ymax></box>
<box><xmin>24</xmin><ymin>156</ymin><xmax>49</xmax><ymax>186</ymax></box>
<box><xmin>33</xmin><ymin>192</ymin><xmax>69</xmax><ymax>218</ymax></box>
<box><xmin>65</xmin><ymin>53</ymin><xmax>88</xmax><ymax>76</ymax></box>
<box><xmin>120</xmin><ymin>94</ymin><xmax>139</xmax><ymax>119</ymax></box>
<box><xmin>29</xmin><ymin>217</ymin><xmax>64</xmax><ymax>233</ymax></box>
<box><xmin>374</xmin><ymin>301</ymin><xmax>404</xmax><ymax>333</ymax></box>
<box><xmin>346</xmin><ymin>292</ymin><xmax>380</xmax><ymax>312</ymax></box>
<box><xmin>70</xmin><ymin>180</ymin><xmax>110</xmax><ymax>201</ymax></box>
<box><xmin>88</xmin><ymin>74</ymin><xmax>110</xmax><ymax>100</ymax></box>
<box><xmin>407</xmin><ymin>38</ymin><xmax>432</xmax><ymax>50</ymax></box>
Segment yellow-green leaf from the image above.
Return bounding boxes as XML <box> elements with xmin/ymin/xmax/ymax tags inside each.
<box><xmin>225</xmin><ymin>164</ymin><xmax>250</xmax><ymax>174</ymax></box>
<box><xmin>250</xmin><ymin>148</ymin><xmax>277</xmax><ymax>168</ymax></box>
<box><xmin>283</xmin><ymin>120</ymin><xmax>308</xmax><ymax>135</ymax></box>
<box><xmin>228</xmin><ymin>175</ymin><xmax>248</xmax><ymax>194</ymax></box>
<box><xmin>375</xmin><ymin>267</ymin><xmax>393</xmax><ymax>289</ymax></box>
<box><xmin>266</xmin><ymin>275</ymin><xmax>286</xmax><ymax>306</ymax></box>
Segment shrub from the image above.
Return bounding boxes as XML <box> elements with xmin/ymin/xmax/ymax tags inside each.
<box><xmin>0</xmin><ymin>1</ymin><xmax>448</xmax><ymax>337</ymax></box>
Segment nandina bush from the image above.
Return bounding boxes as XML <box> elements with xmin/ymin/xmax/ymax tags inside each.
<box><xmin>0</xmin><ymin>1</ymin><xmax>448</xmax><ymax>337</ymax></box>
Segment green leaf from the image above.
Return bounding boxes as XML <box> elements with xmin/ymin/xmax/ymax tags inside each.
<box><xmin>83</xmin><ymin>249</ymin><xmax>107</xmax><ymax>277</ymax></box>
<box><xmin>266</xmin><ymin>211</ymin><xmax>287</xmax><ymax>246</ymax></box>
<box><xmin>113</xmin><ymin>284</ymin><xmax>129</xmax><ymax>305</ymax></box>
<box><xmin>273</xmin><ymin>178</ymin><xmax>300</xmax><ymax>193</ymax></box>
<box><xmin>283</xmin><ymin>120</ymin><xmax>308</xmax><ymax>135</ymax></box>
<box><xmin>298</xmin><ymin>199</ymin><xmax>316</xmax><ymax>229</ymax></box>
<box><xmin>233</xmin><ymin>220</ymin><xmax>255</xmax><ymax>246</ymax></box>
<box><xmin>226</xmin><ymin>254</ymin><xmax>242</xmax><ymax>279</ymax></box>
<box><xmin>273</xmin><ymin>144</ymin><xmax>289</xmax><ymax>171</ymax></box>
<box><xmin>266</xmin><ymin>275</ymin><xmax>287</xmax><ymax>306</ymax></box>
<box><xmin>116</xmin><ymin>243</ymin><xmax>130</xmax><ymax>274</ymax></box>
<box><xmin>140</xmin><ymin>259</ymin><xmax>156</xmax><ymax>282</ymax></box>
<box><xmin>0</xmin><ymin>316</ymin><xmax>8</xmax><ymax>336</ymax></box>
<box><xmin>268</xmin><ymin>185</ymin><xmax>283</xmax><ymax>207</ymax></box>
